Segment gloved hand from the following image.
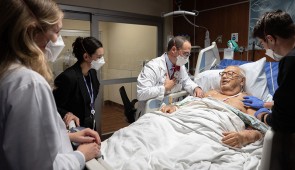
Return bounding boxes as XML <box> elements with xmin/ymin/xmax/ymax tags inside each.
<box><xmin>254</xmin><ymin>108</ymin><xmax>270</xmax><ymax>118</ymax></box>
<box><xmin>243</xmin><ymin>96</ymin><xmax>264</xmax><ymax>109</ymax></box>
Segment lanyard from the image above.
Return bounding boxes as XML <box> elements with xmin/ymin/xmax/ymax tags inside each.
<box><xmin>83</xmin><ymin>74</ymin><xmax>95</xmax><ymax>115</ymax></box>
<box><xmin>83</xmin><ymin>74</ymin><xmax>96</xmax><ymax>130</ymax></box>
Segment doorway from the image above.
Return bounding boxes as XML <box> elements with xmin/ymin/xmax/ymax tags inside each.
<box><xmin>98</xmin><ymin>21</ymin><xmax>157</xmax><ymax>135</ymax></box>
<box><xmin>56</xmin><ymin>5</ymin><xmax>163</xmax><ymax>136</ymax></box>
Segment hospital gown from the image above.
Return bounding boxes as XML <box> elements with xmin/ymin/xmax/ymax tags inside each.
<box><xmin>0</xmin><ymin>64</ymin><xmax>85</xmax><ymax>170</ymax></box>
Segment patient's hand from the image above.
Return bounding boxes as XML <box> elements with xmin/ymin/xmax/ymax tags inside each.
<box><xmin>222</xmin><ymin>131</ymin><xmax>244</xmax><ymax>148</ymax></box>
<box><xmin>221</xmin><ymin>130</ymin><xmax>262</xmax><ymax>148</ymax></box>
<box><xmin>160</xmin><ymin>105</ymin><xmax>178</xmax><ymax>114</ymax></box>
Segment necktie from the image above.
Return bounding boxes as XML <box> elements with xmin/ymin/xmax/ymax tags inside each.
<box><xmin>170</xmin><ymin>65</ymin><xmax>180</xmax><ymax>79</ymax></box>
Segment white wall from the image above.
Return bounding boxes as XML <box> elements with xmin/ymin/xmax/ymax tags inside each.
<box><xmin>99</xmin><ymin>22</ymin><xmax>157</xmax><ymax>104</ymax></box>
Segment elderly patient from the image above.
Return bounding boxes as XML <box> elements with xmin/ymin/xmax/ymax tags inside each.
<box><xmin>161</xmin><ymin>66</ymin><xmax>263</xmax><ymax>148</ymax></box>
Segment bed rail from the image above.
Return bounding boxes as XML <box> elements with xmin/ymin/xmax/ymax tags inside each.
<box><xmin>145</xmin><ymin>90</ymin><xmax>188</xmax><ymax>113</ymax></box>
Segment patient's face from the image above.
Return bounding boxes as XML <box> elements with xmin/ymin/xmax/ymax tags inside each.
<box><xmin>220</xmin><ymin>66</ymin><xmax>243</xmax><ymax>92</ymax></box>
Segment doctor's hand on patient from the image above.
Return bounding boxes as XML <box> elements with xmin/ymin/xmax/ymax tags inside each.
<box><xmin>69</xmin><ymin>128</ymin><xmax>101</xmax><ymax>161</ymax></box>
<box><xmin>64</xmin><ymin>112</ymin><xmax>80</xmax><ymax>127</ymax></box>
<box><xmin>164</xmin><ymin>74</ymin><xmax>176</xmax><ymax>91</ymax></box>
<box><xmin>242</xmin><ymin>96</ymin><xmax>264</xmax><ymax>109</ymax></box>
<box><xmin>243</xmin><ymin>96</ymin><xmax>274</xmax><ymax>110</ymax></box>
<box><xmin>194</xmin><ymin>87</ymin><xmax>204</xmax><ymax>98</ymax></box>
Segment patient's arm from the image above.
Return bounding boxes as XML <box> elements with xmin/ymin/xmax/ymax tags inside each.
<box><xmin>221</xmin><ymin>129</ymin><xmax>263</xmax><ymax>148</ymax></box>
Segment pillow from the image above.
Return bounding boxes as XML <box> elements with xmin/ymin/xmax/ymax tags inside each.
<box><xmin>264</xmin><ymin>61</ymin><xmax>279</xmax><ymax>96</ymax></box>
<box><xmin>194</xmin><ymin>57</ymin><xmax>272</xmax><ymax>101</ymax></box>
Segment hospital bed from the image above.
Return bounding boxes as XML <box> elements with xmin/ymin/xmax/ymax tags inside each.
<box><xmin>145</xmin><ymin>42</ymin><xmax>277</xmax><ymax>116</ymax></box>
<box><xmin>100</xmin><ymin>42</ymin><xmax>280</xmax><ymax>169</ymax></box>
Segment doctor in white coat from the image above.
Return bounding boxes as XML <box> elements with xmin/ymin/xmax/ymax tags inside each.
<box><xmin>136</xmin><ymin>36</ymin><xmax>204</xmax><ymax>119</ymax></box>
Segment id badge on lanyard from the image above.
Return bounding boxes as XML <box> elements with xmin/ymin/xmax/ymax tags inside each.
<box><xmin>83</xmin><ymin>74</ymin><xmax>95</xmax><ymax>130</ymax></box>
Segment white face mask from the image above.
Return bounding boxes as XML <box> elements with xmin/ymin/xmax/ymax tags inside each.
<box><xmin>44</xmin><ymin>35</ymin><xmax>65</xmax><ymax>62</ymax></box>
<box><xmin>176</xmin><ymin>55</ymin><xmax>188</xmax><ymax>66</ymax></box>
<box><xmin>265</xmin><ymin>49</ymin><xmax>284</xmax><ymax>61</ymax></box>
<box><xmin>91</xmin><ymin>57</ymin><xmax>105</xmax><ymax>70</ymax></box>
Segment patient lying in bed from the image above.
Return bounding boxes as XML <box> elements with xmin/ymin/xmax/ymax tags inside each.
<box><xmin>101</xmin><ymin>66</ymin><xmax>266</xmax><ymax>169</ymax></box>
<box><xmin>161</xmin><ymin>66</ymin><xmax>263</xmax><ymax>148</ymax></box>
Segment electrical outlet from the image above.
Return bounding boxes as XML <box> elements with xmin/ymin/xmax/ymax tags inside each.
<box><xmin>217</xmin><ymin>35</ymin><xmax>222</xmax><ymax>43</ymax></box>
<box><xmin>231</xmin><ymin>33</ymin><xmax>238</xmax><ymax>42</ymax></box>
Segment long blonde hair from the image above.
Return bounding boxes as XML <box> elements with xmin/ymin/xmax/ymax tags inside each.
<box><xmin>0</xmin><ymin>0</ymin><xmax>63</xmax><ymax>83</ymax></box>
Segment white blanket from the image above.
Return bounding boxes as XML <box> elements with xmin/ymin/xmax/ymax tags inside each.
<box><xmin>101</xmin><ymin>98</ymin><xmax>263</xmax><ymax>170</ymax></box>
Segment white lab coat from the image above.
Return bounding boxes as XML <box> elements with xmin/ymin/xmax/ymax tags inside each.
<box><xmin>0</xmin><ymin>64</ymin><xmax>84</xmax><ymax>170</ymax></box>
<box><xmin>136</xmin><ymin>53</ymin><xmax>199</xmax><ymax>119</ymax></box>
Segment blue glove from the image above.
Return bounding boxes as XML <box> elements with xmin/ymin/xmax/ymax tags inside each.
<box><xmin>243</xmin><ymin>96</ymin><xmax>264</xmax><ymax>109</ymax></box>
<box><xmin>254</xmin><ymin>108</ymin><xmax>270</xmax><ymax>118</ymax></box>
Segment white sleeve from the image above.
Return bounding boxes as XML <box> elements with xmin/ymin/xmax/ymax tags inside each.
<box><xmin>53</xmin><ymin>151</ymin><xmax>85</xmax><ymax>170</ymax></box>
<box><xmin>180</xmin><ymin>66</ymin><xmax>199</xmax><ymax>95</ymax></box>
<box><xmin>137</xmin><ymin>63</ymin><xmax>165</xmax><ymax>101</ymax></box>
<box><xmin>2</xmin><ymin>75</ymin><xmax>84</xmax><ymax>170</ymax></box>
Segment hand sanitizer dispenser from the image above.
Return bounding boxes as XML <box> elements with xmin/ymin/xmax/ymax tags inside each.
<box><xmin>224</xmin><ymin>48</ymin><xmax>234</xmax><ymax>59</ymax></box>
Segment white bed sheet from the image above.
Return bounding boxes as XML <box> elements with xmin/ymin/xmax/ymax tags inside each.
<box><xmin>101</xmin><ymin>98</ymin><xmax>263</xmax><ymax>170</ymax></box>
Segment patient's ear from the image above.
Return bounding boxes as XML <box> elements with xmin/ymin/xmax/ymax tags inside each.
<box><xmin>240</xmin><ymin>77</ymin><xmax>246</xmax><ymax>88</ymax></box>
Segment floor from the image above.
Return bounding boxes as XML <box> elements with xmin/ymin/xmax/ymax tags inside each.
<box><xmin>101</xmin><ymin>101</ymin><xmax>129</xmax><ymax>140</ymax></box>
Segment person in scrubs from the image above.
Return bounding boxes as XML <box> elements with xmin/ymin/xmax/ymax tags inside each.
<box><xmin>248</xmin><ymin>9</ymin><xmax>295</xmax><ymax>169</ymax></box>
<box><xmin>245</xmin><ymin>10</ymin><xmax>295</xmax><ymax>132</ymax></box>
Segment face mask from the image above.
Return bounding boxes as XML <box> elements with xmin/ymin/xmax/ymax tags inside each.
<box><xmin>265</xmin><ymin>49</ymin><xmax>284</xmax><ymax>61</ymax></box>
<box><xmin>44</xmin><ymin>35</ymin><xmax>65</xmax><ymax>62</ymax></box>
<box><xmin>176</xmin><ymin>55</ymin><xmax>188</xmax><ymax>66</ymax></box>
<box><xmin>91</xmin><ymin>57</ymin><xmax>105</xmax><ymax>70</ymax></box>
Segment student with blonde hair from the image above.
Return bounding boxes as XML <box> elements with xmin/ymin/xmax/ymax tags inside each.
<box><xmin>0</xmin><ymin>0</ymin><xmax>101</xmax><ymax>169</ymax></box>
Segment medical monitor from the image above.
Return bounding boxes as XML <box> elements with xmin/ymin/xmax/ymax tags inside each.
<box><xmin>194</xmin><ymin>42</ymin><xmax>220</xmax><ymax>77</ymax></box>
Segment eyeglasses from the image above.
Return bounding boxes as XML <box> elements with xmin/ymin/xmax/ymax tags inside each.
<box><xmin>219</xmin><ymin>71</ymin><xmax>240</xmax><ymax>79</ymax></box>
<box><xmin>257</xmin><ymin>40</ymin><xmax>264</xmax><ymax>49</ymax></box>
<box><xmin>179</xmin><ymin>49</ymin><xmax>191</xmax><ymax>58</ymax></box>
